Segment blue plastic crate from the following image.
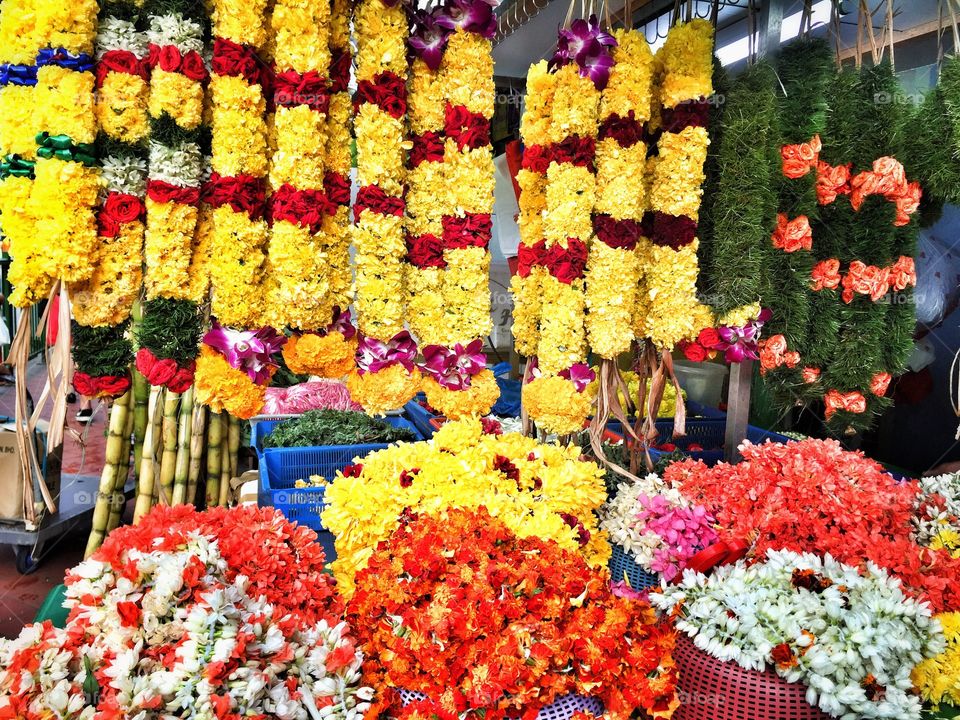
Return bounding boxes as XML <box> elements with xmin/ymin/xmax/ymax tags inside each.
<box><xmin>404</xmin><ymin>396</ymin><xmax>439</xmax><ymax>438</ymax></box>
<box><xmin>687</xmin><ymin>400</ymin><xmax>726</xmax><ymax>419</ymax></box>
<box><xmin>605</xmin><ymin>419</ymin><xmax>789</xmax><ymax>467</ymax></box>
<box><xmin>609</xmin><ymin>544</ymin><xmax>660</xmax><ymax>590</ymax></box>
<box><xmin>256</xmin><ymin>416</ymin><xmax>421</xmax><ymax>533</ymax></box>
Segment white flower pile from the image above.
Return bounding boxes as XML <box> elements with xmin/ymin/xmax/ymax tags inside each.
<box><xmin>912</xmin><ymin>472</ymin><xmax>960</xmax><ymax>548</ymax></box>
<box><xmin>651</xmin><ymin>550</ymin><xmax>945</xmax><ymax>720</ymax></box>
<box><xmin>0</xmin><ymin>534</ymin><xmax>373</xmax><ymax>720</ymax></box>
<box><xmin>599</xmin><ymin>472</ymin><xmax>688</xmax><ymax>567</ymax></box>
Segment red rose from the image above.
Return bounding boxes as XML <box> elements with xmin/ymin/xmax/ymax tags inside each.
<box><xmin>202</xmin><ymin>173</ymin><xmax>266</xmax><ymax>219</ymax></box>
<box><xmin>697</xmin><ymin>327</ymin><xmax>721</xmax><ymax>349</ymax></box>
<box><xmin>167</xmin><ymin>363</ymin><xmax>196</xmax><ymax>394</ymax></box>
<box><xmin>380</xmin><ymin>93</ymin><xmax>407</xmax><ymax>120</ymax></box>
<box><xmin>329</xmin><ymin>49</ymin><xmax>351</xmax><ymax>93</ymax></box>
<box><xmin>96</xmin><ymin>50</ymin><xmax>146</xmax><ymax>86</ymax></box>
<box><xmin>274</xmin><ymin>70</ymin><xmax>329</xmax><ymax>112</ymax></box>
<box><xmin>116</xmin><ymin>601</ymin><xmax>141</xmax><ymax>628</ymax></box>
<box><xmin>136</xmin><ymin>348</ymin><xmax>179</xmax><ymax>387</ymax></box>
<box><xmin>180</xmin><ymin>50</ymin><xmax>208</xmax><ymax>82</ymax></box>
<box><xmin>544</xmin><ymin>238</ymin><xmax>587</xmax><ymax>283</ymax></box>
<box><xmin>147</xmin><ymin>180</ymin><xmax>200</xmax><ymax>205</ymax></box>
<box><xmin>97</xmin><ymin>212</ymin><xmax>120</xmax><ymax>238</ymax></box>
<box><xmin>98</xmin><ymin>374</ymin><xmax>132</xmax><ymax>398</ymax></box>
<box><xmin>660</xmin><ymin>98</ymin><xmax>710</xmax><ymax>133</ymax></box>
<box><xmin>593</xmin><ymin>214</ymin><xmax>640</xmax><ymax>250</ymax></box>
<box><xmin>552</xmin><ymin>136</ymin><xmax>596</xmax><ymax>167</ymax></box>
<box><xmin>146</xmin><ymin>43</ymin><xmax>161</xmax><ymax>69</ymax></box>
<box><xmin>342</xmin><ymin>463</ymin><xmax>363</xmax><ymax>478</ymax></box>
<box><xmin>648</xmin><ymin>212</ymin><xmax>698</xmax><ymax>249</ymax></box>
<box><xmin>598</xmin><ymin>111</ymin><xmax>645</xmax><ymax>147</ymax></box>
<box><xmin>103</xmin><ymin>192</ymin><xmax>144</xmax><ymax>225</ymax></box>
<box><xmin>682</xmin><ymin>341</ymin><xmax>708</xmax><ymax>363</ymax></box>
<box><xmin>72</xmin><ymin>372</ymin><xmax>99</xmax><ymax>398</ymax></box>
<box><xmin>442</xmin><ymin>213</ymin><xmax>491</xmax><ymax>250</ymax></box>
<box><xmin>521</xmin><ymin>145</ymin><xmax>551</xmax><ymax>174</ymax></box>
<box><xmin>157</xmin><ymin>45</ymin><xmax>182</xmax><ymax>73</ymax></box>
<box><xmin>445</xmin><ymin>104</ymin><xmax>490</xmax><ymax>151</ymax></box>
<box><xmin>212</xmin><ymin>38</ymin><xmax>262</xmax><ymax>86</ymax></box>
<box><xmin>409</xmin><ymin>131</ymin><xmax>445</xmax><ymax>168</ymax></box>
<box><xmin>324</xmin><ymin>172</ymin><xmax>350</xmax><ymax>207</ymax></box>
<box><xmin>407</xmin><ymin>234</ymin><xmax>446</xmax><ymax>268</ymax></box>
<box><xmin>354</xmin><ymin>185</ymin><xmax>404</xmax><ymax>221</ymax></box>
<box><xmin>517</xmin><ymin>240</ymin><xmax>548</xmax><ymax>278</ymax></box>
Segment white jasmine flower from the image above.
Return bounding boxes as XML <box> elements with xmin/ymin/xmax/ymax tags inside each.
<box><xmin>145</xmin><ymin>13</ymin><xmax>204</xmax><ymax>54</ymax></box>
<box><xmin>96</xmin><ymin>16</ymin><xmax>147</xmax><ymax>57</ymax></box>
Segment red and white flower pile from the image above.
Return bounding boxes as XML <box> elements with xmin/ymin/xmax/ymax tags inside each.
<box><xmin>0</xmin><ymin>506</ymin><xmax>372</xmax><ymax>720</ymax></box>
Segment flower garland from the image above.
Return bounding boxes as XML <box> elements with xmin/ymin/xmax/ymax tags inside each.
<box><xmin>651</xmin><ymin>550</ymin><xmax>943</xmax><ymax>720</ymax></box>
<box><xmin>194</xmin><ymin>322</ymin><xmax>284</xmax><ymax>419</ymax></box>
<box><xmin>0</xmin><ymin>0</ymin><xmax>45</xmax><ymax>307</ymax></box>
<box><xmin>17</xmin><ymin>4</ymin><xmax>100</xmax><ymax>305</ymax></box>
<box><xmin>913</xmin><ymin>611</ymin><xmax>960</xmax><ymax>711</ymax></box>
<box><xmin>0</xmin><ymin>506</ymin><xmax>372</xmax><ymax>718</ymax></box>
<box><xmin>406</xmin><ymin>3</ymin><xmax>499</xmax><ymax>420</ymax></box>
<box><xmin>349</xmin><ymin>508</ymin><xmax>679</xmax><ymax>720</ymax></box>
<box><xmin>320</xmin><ymin>418</ymin><xmax>610</xmax><ymax>595</ymax></box>
<box><xmin>264</xmin><ymin>0</ymin><xmax>334</xmax><ymax>333</ymax></box>
<box><xmin>208</xmin><ymin>0</ymin><xmax>270</xmax><ymax>329</ymax></box>
<box><xmin>665</xmin><ymin>438</ymin><xmax>960</xmax><ymax>613</ymax></box>
<box><xmin>349</xmin><ymin>0</ymin><xmax>420</xmax><ymax>413</ymax></box>
<box><xmin>634</xmin><ymin>19</ymin><xmax>713</xmax><ymax>351</ymax></box>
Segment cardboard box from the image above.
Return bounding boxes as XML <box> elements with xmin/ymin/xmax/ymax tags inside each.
<box><xmin>0</xmin><ymin>427</ymin><xmax>25</xmax><ymax>521</ymax></box>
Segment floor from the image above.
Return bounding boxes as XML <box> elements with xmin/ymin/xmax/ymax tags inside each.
<box><xmin>0</xmin><ymin>356</ymin><xmax>112</xmax><ymax>638</ymax></box>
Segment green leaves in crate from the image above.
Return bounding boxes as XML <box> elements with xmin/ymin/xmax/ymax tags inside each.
<box><xmin>262</xmin><ymin>409</ymin><xmax>417</xmax><ymax>448</ymax></box>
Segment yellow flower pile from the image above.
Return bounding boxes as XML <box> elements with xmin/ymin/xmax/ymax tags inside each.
<box><xmin>637</xmin><ymin>19</ymin><xmax>714</xmax><ymax>351</ymax></box>
<box><xmin>346</xmin><ymin>364</ymin><xmax>423</xmax><ymax>417</ymax></box>
<box><xmin>321</xmin><ymin>418</ymin><xmax>610</xmax><ymax>596</ymax></box>
<box><xmin>282</xmin><ymin>331</ymin><xmax>356</xmax><ymax>379</ymax></box>
<box><xmin>194</xmin><ymin>345</ymin><xmax>267</xmax><ymax>420</ymax></box>
<box><xmin>587</xmin><ymin>29</ymin><xmax>654</xmax><ymax>360</ymax></box>
<box><xmin>422</xmin><ymin>369</ymin><xmax>500</xmax><ymax>420</ymax></box>
<box><xmin>209</xmin><ymin>0</ymin><xmax>270</xmax><ymax>328</ymax></box>
<box><xmin>262</xmin><ymin>0</ymin><xmax>335</xmax><ymax>331</ymax></box>
<box><xmin>71</xmin><ymin>222</ymin><xmax>144</xmax><ymax>327</ymax></box>
<box><xmin>913</xmin><ymin>613</ymin><xmax>960</xmax><ymax>710</ymax></box>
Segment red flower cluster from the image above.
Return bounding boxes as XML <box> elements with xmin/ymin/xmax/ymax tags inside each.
<box><xmin>96</xmin><ymin>49</ymin><xmax>147</xmax><ymax>86</ymax></box>
<box><xmin>348</xmin><ymin>508</ymin><xmax>679</xmax><ymax>720</ymax></box>
<box><xmin>410</xmin><ymin>131</ymin><xmax>445</xmax><ymax>168</ymax></box>
<box><xmin>517</xmin><ymin>238</ymin><xmax>588</xmax><ymax>283</ymax></box>
<box><xmin>202</xmin><ymin>173</ymin><xmax>267</xmax><ymax>220</ymax></box>
<box><xmin>643</xmin><ymin>211</ymin><xmax>698</xmax><ymax>250</ymax></box>
<box><xmin>355</xmin><ymin>72</ymin><xmax>407</xmax><ymax>119</ymax></box>
<box><xmin>135</xmin><ymin>347</ymin><xmax>195</xmax><ymax>393</ymax></box>
<box><xmin>659</xmin><ymin>98</ymin><xmax>710</xmax><ymax>133</ymax></box>
<box><xmin>815</xmin><ymin>160</ymin><xmax>852</xmax><ymax>205</ymax></box>
<box><xmin>146</xmin><ymin>180</ymin><xmax>201</xmax><ymax>206</ymax></box>
<box><xmin>354</xmin><ymin>185</ymin><xmax>406</xmax><ymax>221</ymax></box>
<box><xmin>445</xmin><ymin>104</ymin><xmax>490</xmax><ymax>151</ymax></box>
<box><xmin>273</xmin><ymin>70</ymin><xmax>330</xmax><ymax>113</ymax></box>
<box><xmin>73</xmin><ymin>371</ymin><xmax>131</xmax><ymax>400</ymax></box>
<box><xmin>407</xmin><ymin>234</ymin><xmax>446</xmax><ymax>268</ymax></box>
<box><xmin>665</xmin><ymin>438</ymin><xmax>960</xmax><ymax>612</ymax></box>
<box><xmin>212</xmin><ymin>38</ymin><xmax>271</xmax><ymax>87</ymax></box>
<box><xmin>98</xmin><ymin>192</ymin><xmax>144</xmax><ymax>237</ymax></box>
<box><xmin>407</xmin><ymin>215</ymin><xmax>492</xmax><ymax>268</ymax></box>
<box><xmin>823</xmin><ymin>388</ymin><xmax>866</xmax><ymax>419</ymax></box>
<box><xmin>598</xmin><ymin>111</ymin><xmax>645</xmax><ymax>147</ymax></box>
<box><xmin>270</xmin><ymin>183</ymin><xmax>335</xmax><ymax>233</ymax></box>
<box><xmin>78</xmin><ymin>504</ymin><xmax>344</xmax><ymax>624</ymax></box>
<box><xmin>329</xmin><ymin>48</ymin><xmax>351</xmax><ymax>94</ymax></box>
<box><xmin>521</xmin><ymin>136</ymin><xmax>596</xmax><ymax>173</ymax></box>
<box><xmin>146</xmin><ymin>44</ymin><xmax>208</xmax><ymax>81</ymax></box>
<box><xmin>593</xmin><ymin>214</ymin><xmax>641</xmax><ymax>250</ymax></box>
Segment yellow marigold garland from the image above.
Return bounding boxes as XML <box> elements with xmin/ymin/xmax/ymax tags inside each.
<box><xmin>282</xmin><ymin>331</ymin><xmax>357</xmax><ymax>379</ymax></box>
<box><xmin>346</xmin><ymin>364</ymin><xmax>423</xmax><ymax>417</ymax></box>
<box><xmin>321</xmin><ymin>418</ymin><xmax>610</xmax><ymax>596</ymax></box>
<box><xmin>912</xmin><ymin>612</ymin><xmax>960</xmax><ymax>710</ymax></box>
<box><xmin>194</xmin><ymin>345</ymin><xmax>267</xmax><ymax>420</ymax></box>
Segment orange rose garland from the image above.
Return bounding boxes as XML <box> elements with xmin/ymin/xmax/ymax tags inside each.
<box><xmin>405</xmin><ymin>3</ymin><xmax>499</xmax><ymax>419</ymax></box>
<box><xmin>349</xmin><ymin>0</ymin><xmax>420</xmax><ymax>414</ymax></box>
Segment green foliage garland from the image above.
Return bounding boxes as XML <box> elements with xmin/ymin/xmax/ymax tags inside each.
<box><xmin>135</xmin><ymin>297</ymin><xmax>204</xmax><ymax>366</ymax></box>
<box><xmin>72</xmin><ymin>321</ymin><xmax>133</xmax><ymax>377</ymax></box>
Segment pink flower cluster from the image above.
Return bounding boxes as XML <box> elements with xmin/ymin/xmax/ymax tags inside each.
<box><xmin>636</xmin><ymin>494</ymin><xmax>719</xmax><ymax>581</ymax></box>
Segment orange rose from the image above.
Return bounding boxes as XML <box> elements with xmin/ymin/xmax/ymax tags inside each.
<box><xmin>888</xmin><ymin>255</ymin><xmax>916</xmax><ymax>291</ymax></box>
<box><xmin>810</xmin><ymin>258</ymin><xmax>841</xmax><ymax>291</ymax></box>
<box><xmin>894</xmin><ymin>181</ymin><xmax>921</xmax><ymax>226</ymax></box>
<box><xmin>824</xmin><ymin>389</ymin><xmax>867</xmax><ymax>420</ymax></box>
<box><xmin>801</xmin><ymin>367</ymin><xmax>821</xmax><ymax>384</ymax></box>
<box><xmin>841</xmin><ymin>261</ymin><xmax>890</xmax><ymax>303</ymax></box>
<box><xmin>783</xmin><ymin>351</ymin><xmax>801</xmax><ymax>369</ymax></box>
<box><xmin>759</xmin><ymin>334</ymin><xmax>787</xmax><ymax>372</ymax></box>
<box><xmin>870</xmin><ymin>372</ymin><xmax>891</xmax><ymax>397</ymax></box>
<box><xmin>815</xmin><ymin>161</ymin><xmax>851</xmax><ymax>205</ymax></box>
<box><xmin>771</xmin><ymin>213</ymin><xmax>813</xmax><ymax>253</ymax></box>
<box><xmin>781</xmin><ymin>141</ymin><xmax>817</xmax><ymax>179</ymax></box>
<box><xmin>798</xmin><ymin>134</ymin><xmax>821</xmax><ymax>162</ymax></box>
<box><xmin>873</xmin><ymin>156</ymin><xmax>906</xmax><ymax>191</ymax></box>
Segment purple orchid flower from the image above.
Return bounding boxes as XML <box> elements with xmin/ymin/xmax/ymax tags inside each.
<box><xmin>712</xmin><ymin>308</ymin><xmax>773</xmax><ymax>364</ymax></box>
<box><xmin>323</xmin><ymin>307</ymin><xmax>356</xmax><ymax>341</ymax></box>
<box><xmin>409</xmin><ymin>8</ymin><xmax>451</xmax><ymax>70</ymax></box>
<box><xmin>355</xmin><ymin>331</ymin><xmax>418</xmax><ymax>375</ymax></box>
<box><xmin>558</xmin><ymin>362</ymin><xmax>596</xmax><ymax>393</ymax></box>
<box><xmin>203</xmin><ymin>322</ymin><xmax>285</xmax><ymax>385</ymax></box>
<box><xmin>550</xmin><ymin>15</ymin><xmax>617</xmax><ymax>89</ymax></box>
<box><xmin>420</xmin><ymin>339</ymin><xmax>486</xmax><ymax>390</ymax></box>
<box><xmin>436</xmin><ymin>0</ymin><xmax>497</xmax><ymax>39</ymax></box>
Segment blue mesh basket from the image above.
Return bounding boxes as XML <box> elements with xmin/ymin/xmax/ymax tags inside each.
<box><xmin>608</xmin><ymin>543</ymin><xmax>660</xmax><ymax>590</ymax></box>
<box><xmin>606</xmin><ymin>419</ymin><xmax>789</xmax><ymax>467</ymax></box>
<box><xmin>399</xmin><ymin>689</ymin><xmax>603</xmax><ymax>720</ymax></box>
<box><xmin>256</xmin><ymin>416</ymin><xmax>421</xmax><ymax>532</ymax></box>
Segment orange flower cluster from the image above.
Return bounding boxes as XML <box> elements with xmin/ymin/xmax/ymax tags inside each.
<box><xmin>823</xmin><ymin>389</ymin><xmax>866</xmax><ymax>419</ymax></box>
<box><xmin>780</xmin><ymin>134</ymin><xmax>821</xmax><ymax>179</ymax></box>
<box><xmin>848</xmin><ymin>157</ymin><xmax>922</xmax><ymax>226</ymax></box>
<box><xmin>811</xmin><ymin>255</ymin><xmax>916</xmax><ymax>303</ymax></box>
<box><xmin>193</xmin><ymin>346</ymin><xmax>269</xmax><ymax>419</ymax></box>
<box><xmin>758</xmin><ymin>334</ymin><xmax>800</xmax><ymax>375</ymax></box>
<box><xmin>348</xmin><ymin>507</ymin><xmax>679</xmax><ymax>720</ymax></box>
<box><xmin>815</xmin><ymin>160</ymin><xmax>851</xmax><ymax>205</ymax></box>
<box><xmin>770</xmin><ymin>213</ymin><xmax>812</xmax><ymax>253</ymax></box>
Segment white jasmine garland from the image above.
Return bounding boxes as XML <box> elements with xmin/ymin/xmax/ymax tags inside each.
<box><xmin>145</xmin><ymin>13</ymin><xmax>205</xmax><ymax>54</ymax></box>
<box><xmin>148</xmin><ymin>140</ymin><xmax>204</xmax><ymax>187</ymax></box>
<box><xmin>599</xmin><ymin>472</ymin><xmax>688</xmax><ymax>567</ymax></box>
<box><xmin>913</xmin><ymin>472</ymin><xmax>960</xmax><ymax>548</ymax></box>
<box><xmin>651</xmin><ymin>550</ymin><xmax>945</xmax><ymax>720</ymax></box>
<box><xmin>101</xmin><ymin>155</ymin><xmax>149</xmax><ymax>197</ymax></box>
<box><xmin>96</xmin><ymin>16</ymin><xmax>148</xmax><ymax>57</ymax></box>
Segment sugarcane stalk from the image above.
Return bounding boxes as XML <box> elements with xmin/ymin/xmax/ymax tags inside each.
<box><xmin>107</xmin><ymin>399</ymin><xmax>136</xmax><ymax>532</ymax></box>
<box><xmin>132</xmin><ymin>368</ymin><xmax>149</xmax><ymax>477</ymax></box>
<box><xmin>186</xmin><ymin>403</ymin><xmax>206</xmax><ymax>506</ymax></box>
<box><xmin>157</xmin><ymin>390</ymin><xmax>181</xmax><ymax>505</ymax></box>
<box><xmin>133</xmin><ymin>386</ymin><xmax>163</xmax><ymax>522</ymax></box>
<box><xmin>228</xmin><ymin>414</ymin><xmax>240</xmax><ymax>481</ymax></box>
<box><xmin>205</xmin><ymin>411</ymin><xmax>222</xmax><ymax>507</ymax></box>
<box><xmin>218</xmin><ymin>422</ymin><xmax>232</xmax><ymax>507</ymax></box>
<box><xmin>84</xmin><ymin>391</ymin><xmax>131</xmax><ymax>557</ymax></box>
<box><xmin>171</xmin><ymin>387</ymin><xmax>193</xmax><ymax>506</ymax></box>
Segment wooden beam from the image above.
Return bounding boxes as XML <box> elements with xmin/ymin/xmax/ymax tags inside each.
<box><xmin>837</xmin><ymin>19</ymin><xmax>947</xmax><ymax>61</ymax></box>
